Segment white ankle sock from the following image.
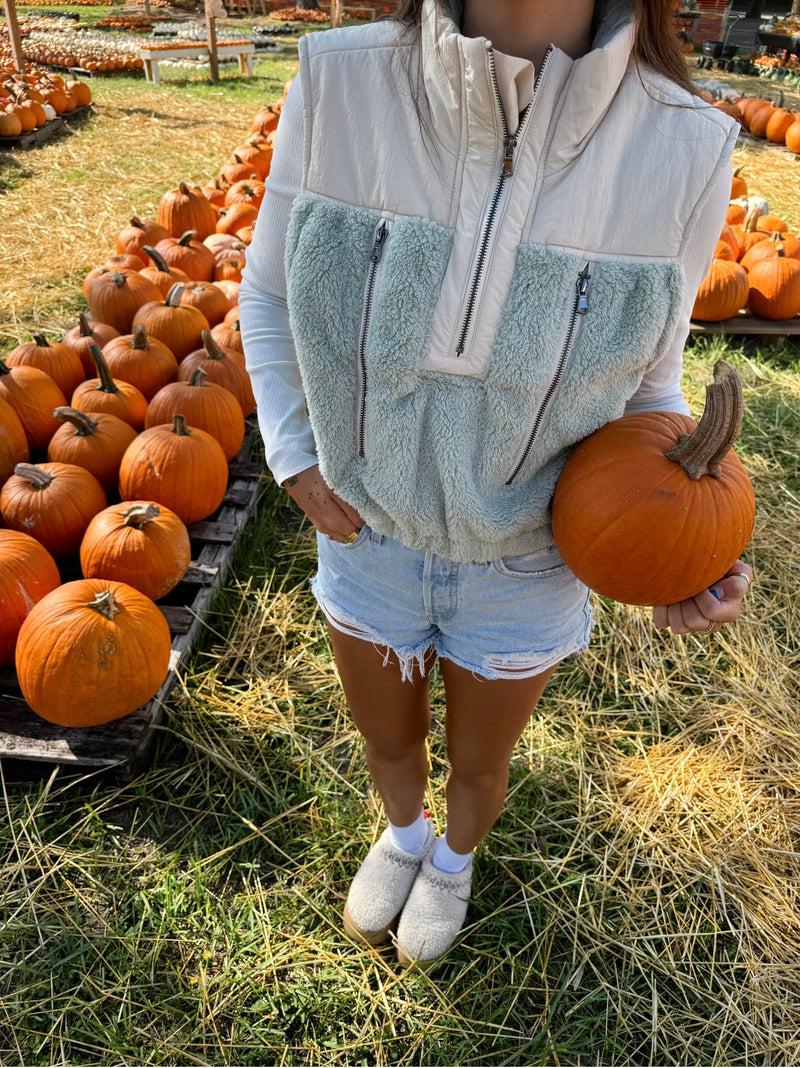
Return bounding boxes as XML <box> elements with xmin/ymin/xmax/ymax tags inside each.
<box><xmin>432</xmin><ymin>833</ymin><xmax>473</xmax><ymax>874</ymax></box>
<box><xmin>388</xmin><ymin>809</ymin><xmax>429</xmax><ymax>855</ymax></box>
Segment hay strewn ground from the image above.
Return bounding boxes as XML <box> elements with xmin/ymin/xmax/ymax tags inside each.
<box><xmin>1</xmin><ymin>53</ymin><xmax>799</xmax><ymax>1067</ymax></box>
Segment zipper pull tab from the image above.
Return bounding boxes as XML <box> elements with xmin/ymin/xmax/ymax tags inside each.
<box><xmin>576</xmin><ymin>262</ymin><xmax>591</xmax><ymax>315</ymax></box>
<box><xmin>371</xmin><ymin>220</ymin><xmax>388</xmax><ymax>264</ymax></box>
<box><xmin>502</xmin><ymin>135</ymin><xmax>517</xmax><ymax>176</ymax></box>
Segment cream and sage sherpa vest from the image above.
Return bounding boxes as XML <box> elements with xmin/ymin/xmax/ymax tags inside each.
<box><xmin>283</xmin><ymin>0</ymin><xmax>738</xmax><ymax>563</ymax></box>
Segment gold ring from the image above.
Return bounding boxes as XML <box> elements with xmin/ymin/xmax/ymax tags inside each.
<box><xmin>702</xmin><ymin>619</ymin><xmax>717</xmax><ymax>633</ymax></box>
<box><xmin>730</xmin><ymin>570</ymin><xmax>752</xmax><ymax>589</ymax></box>
<box><xmin>344</xmin><ymin>530</ymin><xmax>360</xmax><ymax>543</ymax></box>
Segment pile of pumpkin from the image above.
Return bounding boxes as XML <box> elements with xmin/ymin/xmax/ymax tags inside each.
<box><xmin>693</xmin><ymin>168</ymin><xmax>800</xmax><ymax>322</ymax></box>
<box><xmin>0</xmin><ymin>95</ymin><xmax>285</xmax><ymax>730</ymax></box>
<box><xmin>703</xmin><ymin>89</ymin><xmax>800</xmax><ymax>155</ymax></box>
<box><xmin>0</xmin><ymin>66</ymin><xmax>91</xmax><ymax>137</ymax></box>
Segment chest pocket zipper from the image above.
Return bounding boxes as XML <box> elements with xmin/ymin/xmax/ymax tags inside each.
<box><xmin>505</xmin><ymin>261</ymin><xmax>592</xmax><ymax>485</ymax></box>
<box><xmin>357</xmin><ymin>217</ymin><xmax>390</xmax><ymax>458</ymax></box>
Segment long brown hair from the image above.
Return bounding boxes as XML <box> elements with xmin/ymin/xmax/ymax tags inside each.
<box><xmin>393</xmin><ymin>0</ymin><xmax>696</xmax><ymax>95</ymax></box>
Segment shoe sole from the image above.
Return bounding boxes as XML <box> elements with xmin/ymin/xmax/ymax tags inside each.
<box><xmin>342</xmin><ymin>902</ymin><xmax>395</xmax><ymax>946</ymax></box>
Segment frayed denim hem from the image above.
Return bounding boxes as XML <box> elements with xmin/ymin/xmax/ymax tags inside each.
<box><xmin>312</xmin><ymin>581</ymin><xmax>434</xmax><ymax>683</ymax></box>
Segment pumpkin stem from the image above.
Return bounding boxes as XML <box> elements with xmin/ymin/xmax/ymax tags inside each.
<box><xmin>172</xmin><ymin>413</ymin><xmax>191</xmax><ymax>436</ymax></box>
<box><xmin>78</xmin><ymin>312</ymin><xmax>94</xmax><ymax>337</ymax></box>
<box><xmin>142</xmin><ymin>245</ymin><xmax>172</xmax><ymax>274</ymax></box>
<box><xmin>188</xmin><ymin>368</ymin><xmax>208</xmax><ymax>387</ymax></box>
<box><xmin>53</xmin><ymin>406</ymin><xmax>99</xmax><ymax>436</ymax></box>
<box><xmin>129</xmin><ymin>216</ymin><xmax>147</xmax><ymax>231</ymax></box>
<box><xmin>165</xmin><ymin>282</ymin><xmax>186</xmax><ymax>308</ymax></box>
<box><xmin>664</xmin><ymin>360</ymin><xmax>744</xmax><ymax>480</ymax></box>
<box><xmin>178</xmin><ymin>230</ymin><xmax>198</xmax><ymax>247</ymax></box>
<box><xmin>87</xmin><ymin>343</ymin><xmax>121</xmax><ymax>395</ymax></box>
<box><xmin>0</xmin><ymin>360</ymin><xmax>11</xmax><ymax>377</ymax></box>
<box><xmin>14</xmin><ymin>462</ymin><xmax>54</xmax><ymax>489</ymax></box>
<box><xmin>32</xmin><ymin>332</ymin><xmax>50</xmax><ymax>348</ymax></box>
<box><xmin>122</xmin><ymin>503</ymin><xmax>161</xmax><ymax>529</ymax></box>
<box><xmin>130</xmin><ymin>323</ymin><xmax>149</xmax><ymax>351</ymax></box>
<box><xmin>88</xmin><ymin>588</ymin><xmax>122</xmax><ymax>620</ymax></box>
<box><xmin>202</xmin><ymin>329</ymin><xmax>227</xmax><ymax>361</ymax></box>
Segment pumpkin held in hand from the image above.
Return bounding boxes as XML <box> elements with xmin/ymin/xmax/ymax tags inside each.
<box><xmin>15</xmin><ymin>578</ymin><xmax>172</xmax><ymax>727</ymax></box>
<box><xmin>551</xmin><ymin>361</ymin><xmax>755</xmax><ymax>606</ymax></box>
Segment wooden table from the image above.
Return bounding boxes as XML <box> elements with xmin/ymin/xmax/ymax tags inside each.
<box><xmin>138</xmin><ymin>42</ymin><xmax>255</xmax><ymax>84</ymax></box>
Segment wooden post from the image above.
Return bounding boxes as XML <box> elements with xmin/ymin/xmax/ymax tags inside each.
<box><xmin>206</xmin><ymin>11</ymin><xmax>219</xmax><ymax>83</ymax></box>
<box><xmin>331</xmin><ymin>0</ymin><xmax>343</xmax><ymax>27</ymax></box>
<box><xmin>3</xmin><ymin>0</ymin><xmax>26</xmax><ymax>74</ymax></box>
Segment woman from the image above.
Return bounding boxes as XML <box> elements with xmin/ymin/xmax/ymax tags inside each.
<box><xmin>239</xmin><ymin>0</ymin><xmax>752</xmax><ymax>966</ymax></box>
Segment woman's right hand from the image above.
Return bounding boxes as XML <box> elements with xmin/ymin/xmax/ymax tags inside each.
<box><xmin>282</xmin><ymin>465</ymin><xmax>364</xmax><ymax>544</ymax></box>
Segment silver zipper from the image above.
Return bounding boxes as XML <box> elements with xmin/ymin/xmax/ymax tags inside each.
<box><xmin>454</xmin><ymin>44</ymin><xmax>552</xmax><ymax>358</ymax></box>
<box><xmin>356</xmin><ymin>218</ymin><xmax>389</xmax><ymax>457</ymax></box>
<box><xmin>505</xmin><ymin>261</ymin><xmax>591</xmax><ymax>485</ymax></box>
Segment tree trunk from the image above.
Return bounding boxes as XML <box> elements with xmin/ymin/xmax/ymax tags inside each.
<box><xmin>743</xmin><ymin>0</ymin><xmax>763</xmax><ymax>18</ymax></box>
<box><xmin>296</xmin><ymin>0</ymin><xmax>320</xmax><ymax>8</ymax></box>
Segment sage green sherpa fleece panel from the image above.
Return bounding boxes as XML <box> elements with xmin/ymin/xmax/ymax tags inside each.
<box><xmin>286</xmin><ymin>196</ymin><xmax>684</xmax><ymax>564</ymax></box>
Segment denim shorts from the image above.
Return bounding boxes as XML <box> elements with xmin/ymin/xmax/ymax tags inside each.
<box><xmin>312</xmin><ymin>525</ymin><xmax>593</xmax><ymax>682</ymax></box>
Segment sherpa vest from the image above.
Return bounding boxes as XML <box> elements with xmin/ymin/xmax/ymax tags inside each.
<box><xmin>284</xmin><ymin>0</ymin><xmax>738</xmax><ymax>563</ymax></box>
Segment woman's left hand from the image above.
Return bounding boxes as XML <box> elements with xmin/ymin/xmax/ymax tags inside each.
<box><xmin>652</xmin><ymin>560</ymin><xmax>753</xmax><ymax>635</ymax></box>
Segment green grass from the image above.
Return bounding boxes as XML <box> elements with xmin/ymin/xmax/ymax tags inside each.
<box><xmin>2</xmin><ymin>42</ymin><xmax>800</xmax><ymax>1067</ymax></box>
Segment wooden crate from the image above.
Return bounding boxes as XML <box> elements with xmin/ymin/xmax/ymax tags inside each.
<box><xmin>0</xmin><ymin>420</ymin><xmax>266</xmax><ymax>775</ymax></box>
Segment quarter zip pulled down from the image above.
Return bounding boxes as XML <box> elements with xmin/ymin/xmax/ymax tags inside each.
<box><xmin>454</xmin><ymin>44</ymin><xmax>552</xmax><ymax>359</ymax></box>
<box><xmin>356</xmin><ymin>217</ymin><xmax>389</xmax><ymax>458</ymax></box>
<box><xmin>505</xmin><ymin>261</ymin><xmax>592</xmax><ymax>486</ymax></box>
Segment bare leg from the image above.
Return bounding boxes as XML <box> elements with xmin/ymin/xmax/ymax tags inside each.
<box><xmin>438</xmin><ymin>658</ymin><xmax>560</xmax><ymax>854</ymax></box>
<box><xmin>326</xmin><ymin>624</ymin><xmax>433</xmax><ymax>826</ymax></box>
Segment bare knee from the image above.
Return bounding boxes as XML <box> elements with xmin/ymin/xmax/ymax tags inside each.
<box><xmin>365</xmin><ymin>734</ymin><xmax>428</xmax><ymax>767</ymax></box>
<box><xmin>447</xmin><ymin>762</ymin><xmax>509</xmax><ymax>797</ymax></box>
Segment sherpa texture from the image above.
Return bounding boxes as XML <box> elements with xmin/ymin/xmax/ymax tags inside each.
<box><xmin>286</xmin><ymin>197</ymin><xmax>684</xmax><ymax>564</ymax></box>
<box><xmin>396</xmin><ymin>849</ymin><xmax>475</xmax><ymax>964</ymax></box>
<box><xmin>343</xmin><ymin>823</ymin><xmax>435</xmax><ymax>945</ymax></box>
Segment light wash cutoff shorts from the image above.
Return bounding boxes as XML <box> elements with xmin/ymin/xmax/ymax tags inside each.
<box><xmin>312</xmin><ymin>525</ymin><xmax>593</xmax><ymax>682</ymax></box>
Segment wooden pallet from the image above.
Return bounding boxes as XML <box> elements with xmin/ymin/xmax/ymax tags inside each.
<box><xmin>0</xmin><ymin>117</ymin><xmax>65</xmax><ymax>150</ymax></box>
<box><xmin>0</xmin><ymin>108</ymin><xmax>93</xmax><ymax>151</ymax></box>
<box><xmin>0</xmin><ymin>421</ymin><xmax>266</xmax><ymax>775</ymax></box>
<box><xmin>690</xmin><ymin>314</ymin><xmax>800</xmax><ymax>348</ymax></box>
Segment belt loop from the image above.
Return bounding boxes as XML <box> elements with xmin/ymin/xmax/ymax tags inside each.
<box><xmin>370</xmin><ymin>529</ymin><xmax>384</xmax><ymax>545</ymax></box>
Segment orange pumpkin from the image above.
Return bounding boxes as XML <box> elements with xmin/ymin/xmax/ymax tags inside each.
<box><xmin>0</xmin><ymin>530</ymin><xmax>61</xmax><ymax>667</ymax></box>
<box><xmin>15</xmin><ymin>578</ymin><xmax>172</xmax><ymax>727</ymax></box>
<box><xmin>101</xmin><ymin>324</ymin><xmax>179</xmax><ymax>401</ymax></box>
<box><xmin>0</xmin><ymin>461</ymin><xmax>107</xmax><ymax>559</ymax></box>
<box><xmin>80</xmin><ymin>501</ymin><xmax>191</xmax><ymax>602</ymax></box>
<box><xmin>61</xmin><ymin>313</ymin><xmax>121</xmax><ymax>378</ymax></box>
<box><xmin>47</xmin><ymin>406</ymin><xmax>137</xmax><ymax>494</ymax></box>
<box><xmin>692</xmin><ymin>259</ymin><xmax>748</xmax><ymax>322</ymax></box>
<box><xmin>6</xmin><ymin>333</ymin><xmax>85</xmax><ymax>399</ymax></box>
<box><xmin>131</xmin><ymin>283</ymin><xmax>210</xmax><ymax>363</ymax></box>
<box><xmin>118</xmin><ymin>413</ymin><xmax>229</xmax><ymax>526</ymax></box>
<box><xmin>71</xmin><ymin>344</ymin><xmax>149</xmax><ymax>431</ymax></box>
<box><xmin>0</xmin><ymin>392</ymin><xmax>30</xmax><ymax>482</ymax></box>
<box><xmin>551</xmin><ymin>361</ymin><xmax>755</xmax><ymax>606</ymax></box>
<box><xmin>157</xmin><ymin>181</ymin><xmax>217</xmax><ymax>240</ymax></box>
<box><xmin>145</xmin><ymin>368</ymin><xmax>245</xmax><ymax>461</ymax></box>
<box><xmin>747</xmin><ymin>247</ymin><xmax>800</xmax><ymax>320</ymax></box>
<box><xmin>0</xmin><ymin>361</ymin><xmax>67</xmax><ymax>451</ymax></box>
